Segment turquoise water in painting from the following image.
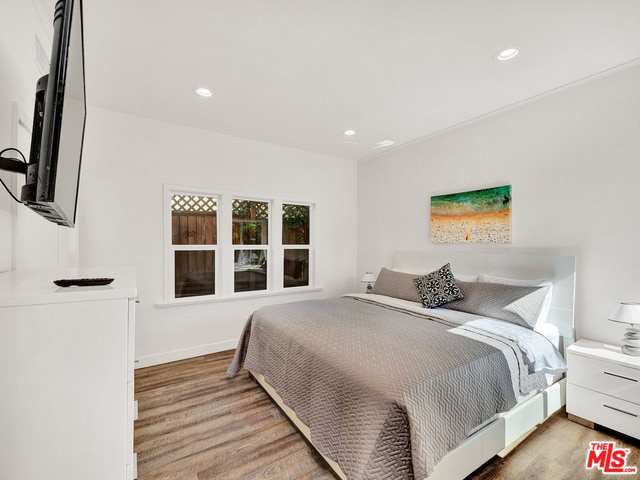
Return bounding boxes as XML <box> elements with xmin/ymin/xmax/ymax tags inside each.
<box><xmin>431</xmin><ymin>185</ymin><xmax>512</xmax><ymax>215</ymax></box>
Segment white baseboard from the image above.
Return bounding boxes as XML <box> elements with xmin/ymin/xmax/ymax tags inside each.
<box><xmin>134</xmin><ymin>339</ymin><xmax>238</xmax><ymax>368</ymax></box>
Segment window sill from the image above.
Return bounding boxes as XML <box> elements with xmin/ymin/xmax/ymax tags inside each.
<box><xmin>155</xmin><ymin>285</ymin><xmax>324</xmax><ymax>308</ymax></box>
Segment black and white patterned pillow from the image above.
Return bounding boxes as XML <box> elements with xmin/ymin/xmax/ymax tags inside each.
<box><xmin>413</xmin><ymin>263</ymin><xmax>464</xmax><ymax>308</ymax></box>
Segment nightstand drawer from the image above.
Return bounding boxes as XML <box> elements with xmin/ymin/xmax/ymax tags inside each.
<box><xmin>567</xmin><ymin>384</ymin><xmax>640</xmax><ymax>439</ymax></box>
<box><xmin>568</xmin><ymin>353</ymin><xmax>640</xmax><ymax>403</ymax></box>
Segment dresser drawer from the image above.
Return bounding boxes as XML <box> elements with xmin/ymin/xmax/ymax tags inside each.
<box><xmin>567</xmin><ymin>384</ymin><xmax>640</xmax><ymax>439</ymax></box>
<box><xmin>568</xmin><ymin>353</ymin><xmax>640</xmax><ymax>403</ymax></box>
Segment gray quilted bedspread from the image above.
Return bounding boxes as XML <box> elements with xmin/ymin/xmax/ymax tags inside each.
<box><xmin>227</xmin><ymin>296</ymin><xmax>547</xmax><ymax>479</ymax></box>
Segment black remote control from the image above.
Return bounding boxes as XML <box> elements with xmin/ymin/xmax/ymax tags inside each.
<box><xmin>54</xmin><ymin>278</ymin><xmax>114</xmax><ymax>287</ymax></box>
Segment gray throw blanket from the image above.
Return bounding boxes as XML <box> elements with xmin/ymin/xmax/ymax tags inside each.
<box><xmin>228</xmin><ymin>297</ymin><xmax>547</xmax><ymax>479</ymax></box>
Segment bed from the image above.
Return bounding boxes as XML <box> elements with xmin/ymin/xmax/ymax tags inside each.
<box><xmin>227</xmin><ymin>251</ymin><xmax>576</xmax><ymax>479</ymax></box>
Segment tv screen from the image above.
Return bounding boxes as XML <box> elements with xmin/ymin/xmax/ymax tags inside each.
<box><xmin>21</xmin><ymin>0</ymin><xmax>86</xmax><ymax>227</ymax></box>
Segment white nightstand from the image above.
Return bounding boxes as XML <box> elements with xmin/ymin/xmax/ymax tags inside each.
<box><xmin>567</xmin><ymin>338</ymin><xmax>640</xmax><ymax>439</ymax></box>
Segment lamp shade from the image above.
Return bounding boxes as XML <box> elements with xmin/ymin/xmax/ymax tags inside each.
<box><xmin>361</xmin><ymin>272</ymin><xmax>376</xmax><ymax>283</ymax></box>
<box><xmin>609</xmin><ymin>302</ymin><xmax>640</xmax><ymax>325</ymax></box>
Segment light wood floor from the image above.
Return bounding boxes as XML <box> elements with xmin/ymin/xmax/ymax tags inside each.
<box><xmin>135</xmin><ymin>350</ymin><xmax>640</xmax><ymax>480</ymax></box>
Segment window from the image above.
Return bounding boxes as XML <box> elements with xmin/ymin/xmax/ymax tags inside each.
<box><xmin>171</xmin><ymin>194</ymin><xmax>217</xmax><ymax>298</ymax></box>
<box><xmin>163</xmin><ymin>186</ymin><xmax>315</xmax><ymax>303</ymax></box>
<box><xmin>282</xmin><ymin>204</ymin><xmax>310</xmax><ymax>288</ymax></box>
<box><xmin>232</xmin><ymin>199</ymin><xmax>269</xmax><ymax>293</ymax></box>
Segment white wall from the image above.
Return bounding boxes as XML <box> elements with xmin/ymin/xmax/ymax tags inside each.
<box><xmin>79</xmin><ymin>108</ymin><xmax>358</xmax><ymax>366</ymax></box>
<box><xmin>0</xmin><ymin>0</ymin><xmax>36</xmax><ymax>272</ymax></box>
<box><xmin>358</xmin><ymin>64</ymin><xmax>640</xmax><ymax>347</ymax></box>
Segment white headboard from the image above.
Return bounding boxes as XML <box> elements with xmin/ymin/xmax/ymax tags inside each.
<box><xmin>392</xmin><ymin>251</ymin><xmax>576</xmax><ymax>350</ymax></box>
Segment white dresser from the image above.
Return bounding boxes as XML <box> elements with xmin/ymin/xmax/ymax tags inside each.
<box><xmin>567</xmin><ymin>338</ymin><xmax>640</xmax><ymax>439</ymax></box>
<box><xmin>0</xmin><ymin>268</ymin><xmax>137</xmax><ymax>480</ymax></box>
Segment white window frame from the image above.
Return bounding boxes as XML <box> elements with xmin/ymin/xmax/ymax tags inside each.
<box><xmin>227</xmin><ymin>195</ymin><xmax>272</xmax><ymax>296</ymax></box>
<box><xmin>161</xmin><ymin>184</ymin><xmax>318</xmax><ymax>306</ymax></box>
<box><xmin>163</xmin><ymin>185</ymin><xmax>220</xmax><ymax>303</ymax></box>
<box><xmin>281</xmin><ymin>201</ymin><xmax>314</xmax><ymax>291</ymax></box>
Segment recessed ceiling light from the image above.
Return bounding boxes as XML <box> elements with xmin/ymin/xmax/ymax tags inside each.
<box><xmin>494</xmin><ymin>47</ymin><xmax>520</xmax><ymax>61</ymax></box>
<box><xmin>194</xmin><ymin>87</ymin><xmax>213</xmax><ymax>97</ymax></box>
<box><xmin>375</xmin><ymin>140</ymin><xmax>395</xmax><ymax>148</ymax></box>
<box><xmin>343</xmin><ymin>129</ymin><xmax>356</xmax><ymax>136</ymax></box>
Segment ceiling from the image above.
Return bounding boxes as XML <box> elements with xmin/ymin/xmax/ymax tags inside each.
<box><xmin>81</xmin><ymin>1</ymin><xmax>640</xmax><ymax>161</ymax></box>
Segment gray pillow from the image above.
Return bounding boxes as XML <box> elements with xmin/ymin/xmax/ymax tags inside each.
<box><xmin>441</xmin><ymin>280</ymin><xmax>550</xmax><ymax>328</ymax></box>
<box><xmin>371</xmin><ymin>267</ymin><xmax>422</xmax><ymax>303</ymax></box>
<box><xmin>413</xmin><ymin>263</ymin><xmax>463</xmax><ymax>308</ymax></box>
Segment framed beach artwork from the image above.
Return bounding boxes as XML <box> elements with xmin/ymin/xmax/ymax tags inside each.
<box><xmin>430</xmin><ymin>185</ymin><xmax>512</xmax><ymax>244</ymax></box>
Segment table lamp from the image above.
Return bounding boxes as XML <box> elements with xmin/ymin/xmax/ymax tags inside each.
<box><xmin>608</xmin><ymin>302</ymin><xmax>640</xmax><ymax>356</ymax></box>
<box><xmin>361</xmin><ymin>272</ymin><xmax>376</xmax><ymax>294</ymax></box>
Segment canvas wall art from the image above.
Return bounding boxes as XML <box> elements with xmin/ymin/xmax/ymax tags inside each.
<box><xmin>430</xmin><ymin>185</ymin><xmax>512</xmax><ymax>244</ymax></box>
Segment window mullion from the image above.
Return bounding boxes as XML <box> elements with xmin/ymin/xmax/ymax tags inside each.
<box><xmin>272</xmin><ymin>199</ymin><xmax>283</xmax><ymax>292</ymax></box>
<box><xmin>220</xmin><ymin>193</ymin><xmax>233</xmax><ymax>297</ymax></box>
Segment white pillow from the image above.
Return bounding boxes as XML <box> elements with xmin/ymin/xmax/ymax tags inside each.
<box><xmin>478</xmin><ymin>273</ymin><xmax>553</xmax><ymax>330</ymax></box>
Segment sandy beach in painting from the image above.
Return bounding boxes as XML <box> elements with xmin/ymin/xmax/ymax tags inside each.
<box><xmin>431</xmin><ymin>208</ymin><xmax>511</xmax><ymax>243</ymax></box>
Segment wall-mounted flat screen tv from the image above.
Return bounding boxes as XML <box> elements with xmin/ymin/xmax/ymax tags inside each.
<box><xmin>2</xmin><ymin>0</ymin><xmax>86</xmax><ymax>228</ymax></box>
